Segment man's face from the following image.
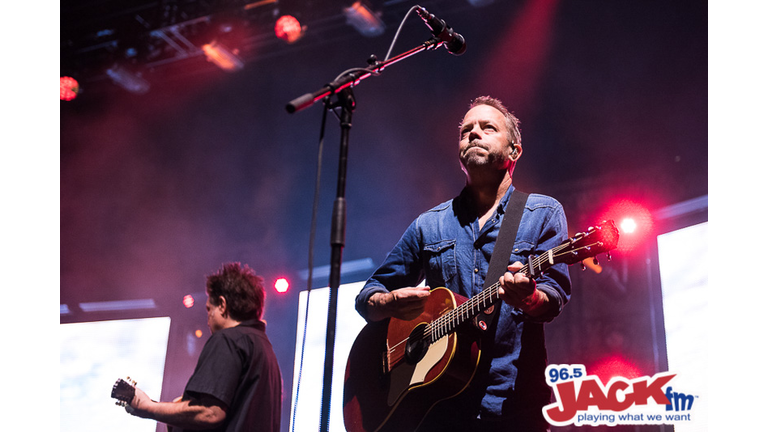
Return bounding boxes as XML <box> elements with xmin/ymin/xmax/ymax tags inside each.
<box><xmin>205</xmin><ymin>295</ymin><xmax>226</xmax><ymax>334</ymax></box>
<box><xmin>459</xmin><ymin>104</ymin><xmax>516</xmax><ymax>173</ymax></box>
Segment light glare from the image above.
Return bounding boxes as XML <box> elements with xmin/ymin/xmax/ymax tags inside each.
<box><xmin>620</xmin><ymin>218</ymin><xmax>637</xmax><ymax>234</ymax></box>
<box><xmin>275</xmin><ymin>277</ymin><xmax>290</xmax><ymax>293</ymax></box>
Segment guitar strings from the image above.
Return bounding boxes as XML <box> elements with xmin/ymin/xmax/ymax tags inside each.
<box><xmin>393</xmin><ymin>243</ymin><xmax>582</xmax><ymax>350</ymax></box>
<box><xmin>422</xmin><ymin>241</ymin><xmax>599</xmax><ymax>341</ymax></box>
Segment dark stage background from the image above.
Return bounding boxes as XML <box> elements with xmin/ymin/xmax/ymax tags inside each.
<box><xmin>60</xmin><ymin>1</ymin><xmax>707</xmax><ymax>431</ymax></box>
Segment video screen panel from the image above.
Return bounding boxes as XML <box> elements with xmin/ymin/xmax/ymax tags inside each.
<box><xmin>60</xmin><ymin>316</ymin><xmax>171</xmax><ymax>432</ymax></box>
<box><xmin>657</xmin><ymin>221</ymin><xmax>708</xmax><ymax>431</ymax></box>
<box><xmin>290</xmin><ymin>282</ymin><xmax>367</xmax><ymax>432</ymax></box>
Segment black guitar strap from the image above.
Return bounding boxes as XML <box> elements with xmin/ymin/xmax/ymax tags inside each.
<box><xmin>474</xmin><ymin>188</ymin><xmax>528</xmax><ymax>342</ymax></box>
<box><xmin>484</xmin><ymin>188</ymin><xmax>529</xmax><ymax>289</ymax></box>
<box><xmin>457</xmin><ymin>188</ymin><xmax>530</xmax><ymax>416</ymax></box>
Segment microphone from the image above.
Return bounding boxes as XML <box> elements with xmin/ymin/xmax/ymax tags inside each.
<box><xmin>415</xmin><ymin>6</ymin><xmax>466</xmax><ymax>55</ymax></box>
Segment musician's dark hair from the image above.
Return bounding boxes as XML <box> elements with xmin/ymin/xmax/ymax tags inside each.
<box><xmin>206</xmin><ymin>262</ymin><xmax>265</xmax><ymax>322</ymax></box>
<box><xmin>467</xmin><ymin>95</ymin><xmax>522</xmax><ymax>146</ymax></box>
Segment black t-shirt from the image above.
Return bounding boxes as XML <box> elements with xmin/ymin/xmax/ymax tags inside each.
<box><xmin>181</xmin><ymin>319</ymin><xmax>282</xmax><ymax>432</ymax></box>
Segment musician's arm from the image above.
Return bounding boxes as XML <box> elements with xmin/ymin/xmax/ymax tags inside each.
<box><xmin>356</xmin><ymin>218</ymin><xmax>429</xmax><ymax>322</ymax></box>
<box><xmin>128</xmin><ymin>386</ymin><xmax>226</xmax><ymax>430</ymax></box>
<box><xmin>498</xmin><ymin>201</ymin><xmax>571</xmax><ymax>322</ymax></box>
<box><xmin>364</xmin><ymin>287</ymin><xmax>431</xmax><ymax>322</ymax></box>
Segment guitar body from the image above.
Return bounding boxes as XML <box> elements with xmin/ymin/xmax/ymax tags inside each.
<box><xmin>343</xmin><ymin>287</ymin><xmax>484</xmax><ymax>432</ymax></box>
<box><xmin>342</xmin><ymin>221</ymin><xmax>619</xmax><ymax>432</ymax></box>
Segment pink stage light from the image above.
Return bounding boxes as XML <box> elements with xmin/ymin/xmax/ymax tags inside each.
<box><xmin>275</xmin><ymin>15</ymin><xmax>304</xmax><ymax>43</ymax></box>
<box><xmin>60</xmin><ymin>76</ymin><xmax>79</xmax><ymax>101</ymax></box>
<box><xmin>274</xmin><ymin>277</ymin><xmax>290</xmax><ymax>293</ymax></box>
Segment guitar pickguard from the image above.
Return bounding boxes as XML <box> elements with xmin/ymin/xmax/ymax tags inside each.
<box><xmin>411</xmin><ymin>334</ymin><xmax>450</xmax><ymax>386</ymax></box>
<box><xmin>386</xmin><ymin>334</ymin><xmax>451</xmax><ymax>406</ymax></box>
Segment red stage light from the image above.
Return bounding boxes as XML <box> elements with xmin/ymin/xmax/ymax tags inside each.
<box><xmin>274</xmin><ymin>15</ymin><xmax>303</xmax><ymax>43</ymax></box>
<box><xmin>589</xmin><ymin>354</ymin><xmax>642</xmax><ymax>383</ymax></box>
<box><xmin>182</xmin><ymin>294</ymin><xmax>195</xmax><ymax>308</ymax></box>
<box><xmin>60</xmin><ymin>76</ymin><xmax>79</xmax><ymax>101</ymax></box>
<box><xmin>620</xmin><ymin>217</ymin><xmax>638</xmax><ymax>234</ymax></box>
<box><xmin>274</xmin><ymin>277</ymin><xmax>290</xmax><ymax>293</ymax></box>
<box><xmin>599</xmin><ymin>200</ymin><xmax>653</xmax><ymax>254</ymax></box>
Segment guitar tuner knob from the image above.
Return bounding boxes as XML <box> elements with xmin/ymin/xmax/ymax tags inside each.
<box><xmin>580</xmin><ymin>263</ymin><xmax>586</xmax><ymax>271</ymax></box>
<box><xmin>606</xmin><ymin>252</ymin><xmax>612</xmax><ymax>261</ymax></box>
<box><xmin>592</xmin><ymin>257</ymin><xmax>599</xmax><ymax>266</ymax></box>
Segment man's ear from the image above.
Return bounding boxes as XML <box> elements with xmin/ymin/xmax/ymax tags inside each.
<box><xmin>217</xmin><ymin>296</ymin><xmax>228</xmax><ymax>317</ymax></box>
<box><xmin>511</xmin><ymin>143</ymin><xmax>522</xmax><ymax>161</ymax></box>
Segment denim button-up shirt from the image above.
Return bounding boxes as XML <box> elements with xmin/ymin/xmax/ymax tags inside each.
<box><xmin>355</xmin><ymin>185</ymin><xmax>571</xmax><ymax>420</ymax></box>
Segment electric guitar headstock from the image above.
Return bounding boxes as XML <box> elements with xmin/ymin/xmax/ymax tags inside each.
<box><xmin>559</xmin><ymin>220</ymin><xmax>620</xmax><ymax>266</ymax></box>
<box><xmin>111</xmin><ymin>376</ymin><xmax>137</xmax><ymax>408</ymax></box>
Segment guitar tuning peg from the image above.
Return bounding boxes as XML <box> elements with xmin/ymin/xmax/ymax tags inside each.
<box><xmin>606</xmin><ymin>252</ymin><xmax>612</xmax><ymax>261</ymax></box>
<box><xmin>592</xmin><ymin>257</ymin><xmax>599</xmax><ymax>266</ymax></box>
<box><xmin>580</xmin><ymin>263</ymin><xmax>586</xmax><ymax>271</ymax></box>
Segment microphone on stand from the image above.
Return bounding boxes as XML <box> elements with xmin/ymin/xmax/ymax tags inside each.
<box><xmin>415</xmin><ymin>6</ymin><xmax>467</xmax><ymax>55</ymax></box>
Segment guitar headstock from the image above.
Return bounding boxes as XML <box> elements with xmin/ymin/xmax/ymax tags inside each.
<box><xmin>111</xmin><ymin>377</ymin><xmax>137</xmax><ymax>407</ymax></box>
<box><xmin>559</xmin><ymin>220</ymin><xmax>620</xmax><ymax>265</ymax></box>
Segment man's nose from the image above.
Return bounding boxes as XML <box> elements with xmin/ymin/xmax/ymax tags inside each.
<box><xmin>468</xmin><ymin>124</ymin><xmax>481</xmax><ymax>141</ymax></box>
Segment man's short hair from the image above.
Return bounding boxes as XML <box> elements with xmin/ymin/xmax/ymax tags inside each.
<box><xmin>206</xmin><ymin>262</ymin><xmax>265</xmax><ymax>322</ymax></box>
<box><xmin>467</xmin><ymin>95</ymin><xmax>522</xmax><ymax>146</ymax></box>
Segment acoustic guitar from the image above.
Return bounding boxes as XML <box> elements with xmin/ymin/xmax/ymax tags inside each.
<box><xmin>343</xmin><ymin>221</ymin><xmax>619</xmax><ymax>432</ymax></box>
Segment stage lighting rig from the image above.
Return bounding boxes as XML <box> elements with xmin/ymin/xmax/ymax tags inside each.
<box><xmin>105</xmin><ymin>63</ymin><xmax>150</xmax><ymax>94</ymax></box>
<box><xmin>343</xmin><ymin>1</ymin><xmax>385</xmax><ymax>37</ymax></box>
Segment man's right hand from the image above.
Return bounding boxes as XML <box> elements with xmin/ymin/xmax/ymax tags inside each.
<box><xmin>366</xmin><ymin>286</ymin><xmax>431</xmax><ymax>322</ymax></box>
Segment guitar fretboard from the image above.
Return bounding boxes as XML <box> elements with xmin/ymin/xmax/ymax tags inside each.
<box><xmin>423</xmin><ymin>241</ymin><xmax>577</xmax><ymax>343</ymax></box>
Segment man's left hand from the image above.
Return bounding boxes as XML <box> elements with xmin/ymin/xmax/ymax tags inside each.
<box><xmin>127</xmin><ymin>386</ymin><xmax>154</xmax><ymax>418</ymax></box>
<box><xmin>498</xmin><ymin>262</ymin><xmax>548</xmax><ymax>316</ymax></box>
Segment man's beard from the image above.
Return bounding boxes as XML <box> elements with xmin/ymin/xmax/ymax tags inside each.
<box><xmin>460</xmin><ymin>140</ymin><xmax>507</xmax><ymax>170</ymax></box>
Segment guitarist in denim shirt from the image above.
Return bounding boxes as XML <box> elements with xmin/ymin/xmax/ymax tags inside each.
<box><xmin>355</xmin><ymin>96</ymin><xmax>571</xmax><ymax>432</ymax></box>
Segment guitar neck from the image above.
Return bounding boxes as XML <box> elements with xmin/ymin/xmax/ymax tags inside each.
<box><xmin>427</xmin><ymin>243</ymin><xmax>570</xmax><ymax>341</ymax></box>
<box><xmin>422</xmin><ymin>220</ymin><xmax>619</xmax><ymax>344</ymax></box>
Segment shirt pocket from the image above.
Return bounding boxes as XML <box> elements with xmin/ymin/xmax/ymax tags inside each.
<box><xmin>510</xmin><ymin>240</ymin><xmax>535</xmax><ymax>266</ymax></box>
<box><xmin>423</xmin><ymin>239</ymin><xmax>457</xmax><ymax>287</ymax></box>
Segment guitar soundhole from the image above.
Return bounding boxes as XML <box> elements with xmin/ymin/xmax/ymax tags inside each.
<box><xmin>405</xmin><ymin>323</ymin><xmax>430</xmax><ymax>364</ymax></box>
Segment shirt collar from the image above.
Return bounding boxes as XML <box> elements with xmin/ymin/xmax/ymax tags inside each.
<box><xmin>497</xmin><ymin>183</ymin><xmax>516</xmax><ymax>214</ymax></box>
<box><xmin>237</xmin><ymin>318</ymin><xmax>266</xmax><ymax>331</ymax></box>
<box><xmin>456</xmin><ymin>183</ymin><xmax>516</xmax><ymax>220</ymax></box>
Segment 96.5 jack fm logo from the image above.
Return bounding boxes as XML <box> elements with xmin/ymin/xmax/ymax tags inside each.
<box><xmin>542</xmin><ymin>364</ymin><xmax>697</xmax><ymax>427</ymax></box>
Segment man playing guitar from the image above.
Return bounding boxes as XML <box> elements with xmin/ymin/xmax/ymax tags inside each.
<box><xmin>118</xmin><ymin>263</ymin><xmax>282</xmax><ymax>432</ymax></box>
<box><xmin>353</xmin><ymin>96</ymin><xmax>572</xmax><ymax>432</ymax></box>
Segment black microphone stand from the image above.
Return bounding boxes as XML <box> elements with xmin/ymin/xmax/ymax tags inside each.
<box><xmin>286</xmin><ymin>35</ymin><xmax>448</xmax><ymax>432</ymax></box>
